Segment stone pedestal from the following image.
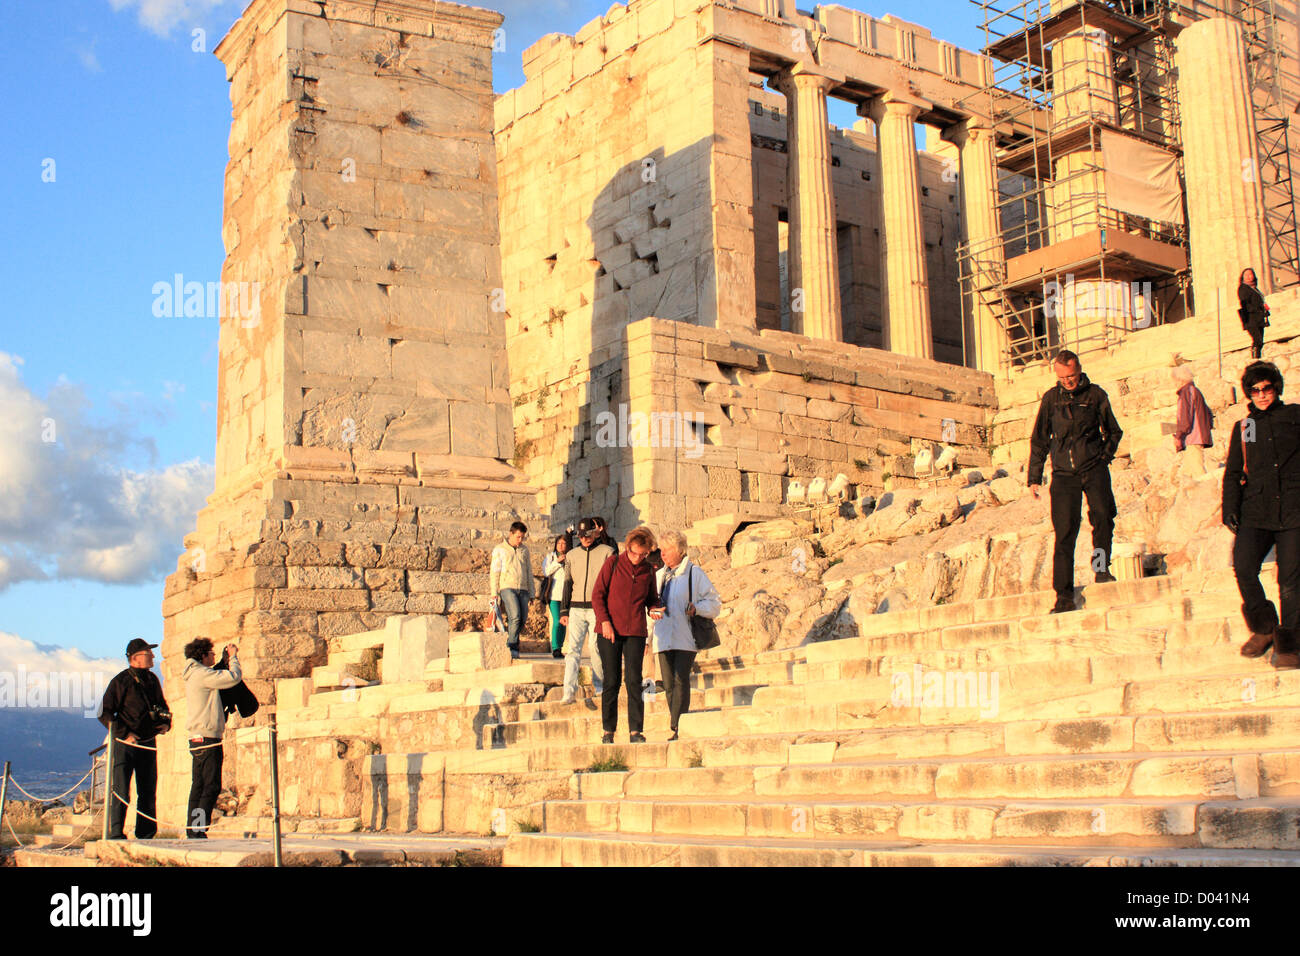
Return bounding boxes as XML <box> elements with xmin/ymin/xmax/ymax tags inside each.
<box><xmin>774</xmin><ymin>66</ymin><xmax>844</xmax><ymax>343</ymax></box>
<box><xmin>867</xmin><ymin>93</ymin><xmax>933</xmax><ymax>359</ymax></box>
<box><xmin>158</xmin><ymin>0</ymin><xmax>541</xmax><ymax>821</ymax></box>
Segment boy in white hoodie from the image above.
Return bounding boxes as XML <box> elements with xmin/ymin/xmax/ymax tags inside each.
<box><xmin>182</xmin><ymin>638</ymin><xmax>242</xmax><ymax>838</ymax></box>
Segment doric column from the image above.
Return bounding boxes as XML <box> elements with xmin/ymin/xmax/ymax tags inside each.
<box><xmin>773</xmin><ymin>66</ymin><xmax>844</xmax><ymax>342</ymax></box>
<box><xmin>1177</xmin><ymin>17</ymin><xmax>1271</xmax><ymax>306</ymax></box>
<box><xmin>946</xmin><ymin>120</ymin><xmax>1004</xmax><ymax>372</ymax></box>
<box><xmin>865</xmin><ymin>92</ymin><xmax>933</xmax><ymax>359</ymax></box>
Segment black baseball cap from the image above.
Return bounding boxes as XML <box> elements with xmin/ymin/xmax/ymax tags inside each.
<box><xmin>577</xmin><ymin>518</ymin><xmax>599</xmax><ymax>535</ymax></box>
<box><xmin>125</xmin><ymin>639</ymin><xmax>158</xmax><ymax>657</ymax></box>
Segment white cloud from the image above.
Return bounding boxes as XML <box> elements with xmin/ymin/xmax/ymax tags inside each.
<box><xmin>79</xmin><ymin>38</ymin><xmax>103</xmax><ymax>73</ymax></box>
<box><xmin>0</xmin><ymin>630</ymin><xmax>123</xmax><ymax>714</ymax></box>
<box><xmin>0</xmin><ymin>631</ymin><xmax>122</xmax><ymax>679</ymax></box>
<box><xmin>0</xmin><ymin>353</ymin><xmax>214</xmax><ymax>590</ymax></box>
<box><xmin>107</xmin><ymin>0</ymin><xmax>240</xmax><ymax>38</ymax></box>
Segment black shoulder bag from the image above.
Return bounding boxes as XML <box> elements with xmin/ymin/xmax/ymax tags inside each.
<box><xmin>687</xmin><ymin>565</ymin><xmax>721</xmax><ymax>651</ymax></box>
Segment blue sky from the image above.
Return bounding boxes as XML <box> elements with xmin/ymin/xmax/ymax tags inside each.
<box><xmin>0</xmin><ymin>0</ymin><xmax>984</xmax><ymax>672</ymax></box>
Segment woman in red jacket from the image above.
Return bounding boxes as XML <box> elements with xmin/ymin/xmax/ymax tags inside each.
<box><xmin>591</xmin><ymin>526</ymin><xmax>664</xmax><ymax>743</ymax></box>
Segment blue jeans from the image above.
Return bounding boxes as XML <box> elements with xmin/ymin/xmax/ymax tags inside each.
<box><xmin>562</xmin><ymin>606</ymin><xmax>603</xmax><ymax>698</ymax></box>
<box><xmin>499</xmin><ymin>588</ymin><xmax>530</xmax><ymax>649</ymax></box>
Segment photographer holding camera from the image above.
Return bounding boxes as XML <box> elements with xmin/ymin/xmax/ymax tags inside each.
<box><xmin>182</xmin><ymin>638</ymin><xmax>242</xmax><ymax>838</ymax></box>
<box><xmin>98</xmin><ymin>638</ymin><xmax>171</xmax><ymax>840</ymax></box>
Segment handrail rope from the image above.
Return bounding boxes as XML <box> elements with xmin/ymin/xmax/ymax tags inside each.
<box><xmin>6</xmin><ymin>767</ymin><xmax>95</xmax><ymax>803</ymax></box>
<box><xmin>51</xmin><ymin>813</ymin><xmax>101</xmax><ymax>852</ymax></box>
<box><xmin>4</xmin><ymin>813</ymin><xmax>27</xmax><ymax>848</ymax></box>
<box><xmin>110</xmin><ymin>789</ymin><xmax>209</xmax><ymax>831</ymax></box>
<box><xmin>117</xmin><ymin>737</ymin><xmax>224</xmax><ymax>753</ymax></box>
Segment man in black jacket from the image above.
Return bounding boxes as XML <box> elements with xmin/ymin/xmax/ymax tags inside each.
<box><xmin>98</xmin><ymin>639</ymin><xmax>171</xmax><ymax>839</ymax></box>
<box><xmin>1222</xmin><ymin>361</ymin><xmax>1300</xmax><ymax>668</ymax></box>
<box><xmin>1028</xmin><ymin>351</ymin><xmax>1124</xmax><ymax>614</ymax></box>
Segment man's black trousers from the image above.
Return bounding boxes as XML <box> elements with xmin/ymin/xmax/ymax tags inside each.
<box><xmin>1049</xmin><ymin>466</ymin><xmax>1117</xmax><ymax>599</ymax></box>
<box><xmin>1234</xmin><ymin>525</ymin><xmax>1300</xmax><ymax>633</ymax></box>
<box><xmin>108</xmin><ymin>735</ymin><xmax>157</xmax><ymax>840</ymax></box>
<box><xmin>187</xmin><ymin>737</ymin><xmax>224</xmax><ymax>838</ymax></box>
<box><xmin>597</xmin><ymin>634</ymin><xmax>645</xmax><ymax>735</ymax></box>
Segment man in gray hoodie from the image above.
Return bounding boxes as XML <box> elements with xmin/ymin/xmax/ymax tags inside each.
<box><xmin>182</xmin><ymin>638</ymin><xmax>242</xmax><ymax>838</ymax></box>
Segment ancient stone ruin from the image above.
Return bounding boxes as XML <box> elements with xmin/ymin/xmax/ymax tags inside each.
<box><xmin>128</xmin><ymin>0</ymin><xmax>1300</xmax><ymax>865</ymax></box>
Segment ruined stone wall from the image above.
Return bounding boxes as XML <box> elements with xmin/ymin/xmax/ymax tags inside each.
<box><xmin>749</xmin><ymin>86</ymin><xmax>965</xmax><ymax>361</ymax></box>
<box><xmin>510</xmin><ymin>316</ymin><xmax>995</xmax><ymax>534</ymax></box>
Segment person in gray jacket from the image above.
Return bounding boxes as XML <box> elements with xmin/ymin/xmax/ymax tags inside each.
<box><xmin>559</xmin><ymin>517</ymin><xmax>615</xmax><ymax>704</ymax></box>
<box><xmin>182</xmin><ymin>639</ymin><xmax>241</xmax><ymax>838</ymax></box>
<box><xmin>652</xmin><ymin>530</ymin><xmax>721</xmax><ymax>740</ymax></box>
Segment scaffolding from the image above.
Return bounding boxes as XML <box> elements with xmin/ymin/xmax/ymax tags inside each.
<box><xmin>957</xmin><ymin>0</ymin><xmax>1299</xmax><ymax>371</ymax></box>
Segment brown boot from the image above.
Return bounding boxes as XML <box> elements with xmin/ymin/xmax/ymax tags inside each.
<box><xmin>1242</xmin><ymin>603</ymin><xmax>1279</xmax><ymax>658</ymax></box>
<box><xmin>1271</xmin><ymin>628</ymin><xmax>1300</xmax><ymax>670</ymax></box>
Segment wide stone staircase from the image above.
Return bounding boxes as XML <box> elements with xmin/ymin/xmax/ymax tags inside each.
<box><xmin>500</xmin><ymin>572</ymin><xmax>1300</xmax><ymax>865</ymax></box>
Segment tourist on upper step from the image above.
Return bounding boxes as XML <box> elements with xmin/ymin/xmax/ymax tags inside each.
<box><xmin>490</xmin><ymin>521</ymin><xmax>534</xmax><ymax>661</ymax></box>
<box><xmin>652</xmin><ymin>530</ymin><xmax>721</xmax><ymax>741</ymax></box>
<box><xmin>541</xmin><ymin>533</ymin><xmax>570</xmax><ymax>659</ymax></box>
<box><xmin>1222</xmin><ymin>361</ymin><xmax>1300</xmax><ymax>669</ymax></box>
<box><xmin>591</xmin><ymin>526</ymin><xmax>665</xmax><ymax>744</ymax></box>
<box><xmin>1238</xmin><ymin>267</ymin><xmax>1270</xmax><ymax>360</ymax></box>
<box><xmin>1027</xmin><ymin>349</ymin><xmax>1124</xmax><ymax>614</ymax></box>
<box><xmin>558</xmin><ymin>517</ymin><xmax>614</xmax><ymax>704</ymax></box>
<box><xmin>1172</xmin><ymin>365</ymin><xmax>1215</xmax><ymax>480</ymax></box>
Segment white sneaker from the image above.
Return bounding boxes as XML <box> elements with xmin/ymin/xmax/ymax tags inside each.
<box><xmin>561</xmin><ymin>694</ymin><xmax>576</xmax><ymax>705</ymax></box>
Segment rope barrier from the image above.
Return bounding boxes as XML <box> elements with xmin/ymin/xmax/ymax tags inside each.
<box><xmin>50</xmin><ymin>812</ymin><xmax>101</xmax><ymax>852</ymax></box>
<box><xmin>110</xmin><ymin>790</ymin><xmax>214</xmax><ymax>833</ymax></box>
<box><xmin>115</xmin><ymin>737</ymin><xmax>224</xmax><ymax>753</ymax></box>
<box><xmin>4</xmin><ymin>813</ymin><xmax>27</xmax><ymax>848</ymax></box>
<box><xmin>6</xmin><ymin>767</ymin><xmax>93</xmax><ymax>804</ymax></box>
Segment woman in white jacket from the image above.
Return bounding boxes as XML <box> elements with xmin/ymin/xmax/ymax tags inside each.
<box><xmin>652</xmin><ymin>530</ymin><xmax>721</xmax><ymax>741</ymax></box>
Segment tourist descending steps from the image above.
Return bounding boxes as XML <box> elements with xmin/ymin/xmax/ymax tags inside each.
<box><xmin>542</xmin><ymin>534</ymin><xmax>570</xmax><ymax>659</ymax></box>
<box><xmin>591</xmin><ymin>526</ymin><xmax>665</xmax><ymax>744</ymax></box>
<box><xmin>1238</xmin><ymin>267</ymin><xmax>1270</xmax><ymax>360</ymax></box>
<box><xmin>1223</xmin><ymin>361</ymin><xmax>1300</xmax><ymax>669</ymax></box>
<box><xmin>1172</xmin><ymin>365</ymin><xmax>1215</xmax><ymax>480</ymax></box>
<box><xmin>559</xmin><ymin>518</ymin><xmax>615</xmax><ymax>704</ymax></box>
<box><xmin>652</xmin><ymin>530</ymin><xmax>721</xmax><ymax>741</ymax></box>
<box><xmin>1027</xmin><ymin>350</ymin><xmax>1124</xmax><ymax>614</ymax></box>
<box><xmin>182</xmin><ymin>639</ymin><xmax>242</xmax><ymax>838</ymax></box>
<box><xmin>490</xmin><ymin>522</ymin><xmax>534</xmax><ymax>661</ymax></box>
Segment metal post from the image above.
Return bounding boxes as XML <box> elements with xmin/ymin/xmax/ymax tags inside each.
<box><xmin>102</xmin><ymin>732</ymin><xmax>115</xmax><ymax>841</ymax></box>
<box><xmin>0</xmin><ymin>761</ymin><xmax>10</xmax><ymax>843</ymax></box>
<box><xmin>1217</xmin><ymin>287</ymin><xmax>1223</xmax><ymax>381</ymax></box>
<box><xmin>268</xmin><ymin>713</ymin><xmax>282</xmax><ymax>868</ymax></box>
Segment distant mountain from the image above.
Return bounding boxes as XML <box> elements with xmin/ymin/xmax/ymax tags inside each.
<box><xmin>0</xmin><ymin>708</ymin><xmax>107</xmax><ymax>779</ymax></box>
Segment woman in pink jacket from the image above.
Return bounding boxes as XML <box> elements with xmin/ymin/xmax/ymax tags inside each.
<box><xmin>1173</xmin><ymin>365</ymin><xmax>1214</xmax><ymax>478</ymax></box>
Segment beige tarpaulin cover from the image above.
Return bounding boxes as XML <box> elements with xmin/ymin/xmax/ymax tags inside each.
<box><xmin>1101</xmin><ymin>129</ymin><xmax>1184</xmax><ymax>226</ymax></box>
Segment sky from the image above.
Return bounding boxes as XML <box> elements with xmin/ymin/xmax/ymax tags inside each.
<box><xmin>0</xmin><ymin>0</ymin><xmax>986</xmax><ymax>684</ymax></box>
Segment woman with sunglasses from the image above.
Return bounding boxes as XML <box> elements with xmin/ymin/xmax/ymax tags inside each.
<box><xmin>1223</xmin><ymin>361</ymin><xmax>1300</xmax><ymax>668</ymax></box>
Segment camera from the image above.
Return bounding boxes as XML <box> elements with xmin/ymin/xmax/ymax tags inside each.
<box><xmin>149</xmin><ymin>704</ymin><xmax>173</xmax><ymax>725</ymax></box>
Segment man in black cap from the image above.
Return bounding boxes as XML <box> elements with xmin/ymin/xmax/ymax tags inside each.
<box><xmin>98</xmin><ymin>639</ymin><xmax>171</xmax><ymax>840</ymax></box>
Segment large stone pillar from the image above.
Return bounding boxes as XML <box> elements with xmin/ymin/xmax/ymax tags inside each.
<box><xmin>866</xmin><ymin>92</ymin><xmax>933</xmax><ymax>359</ymax></box>
<box><xmin>773</xmin><ymin>66</ymin><xmax>844</xmax><ymax>342</ymax></box>
<box><xmin>158</xmin><ymin>0</ymin><xmax>539</xmax><ymax>823</ymax></box>
<box><xmin>1177</xmin><ymin>17</ymin><xmax>1272</xmax><ymax>307</ymax></box>
<box><xmin>946</xmin><ymin>120</ymin><xmax>1004</xmax><ymax>372</ymax></box>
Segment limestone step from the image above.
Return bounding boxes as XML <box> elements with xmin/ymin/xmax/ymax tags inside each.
<box><xmin>12</xmin><ymin>847</ymin><xmax>100</xmax><ymax>867</ymax></box>
<box><xmin>537</xmin><ymin>795</ymin><xmax>1300</xmax><ymax>849</ymax></box>
<box><xmin>486</xmin><ymin>705</ymin><xmax>699</xmax><ymax>748</ymax></box>
<box><xmin>573</xmin><ymin>749</ymin><xmax>1282</xmax><ymax>801</ymax></box>
<box><xmin>502</xmin><ymin>831</ymin><xmax>1300</xmax><ymax>867</ymax></box>
<box><xmin>311</xmin><ymin>663</ymin><xmax>380</xmax><ymax>692</ymax></box>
